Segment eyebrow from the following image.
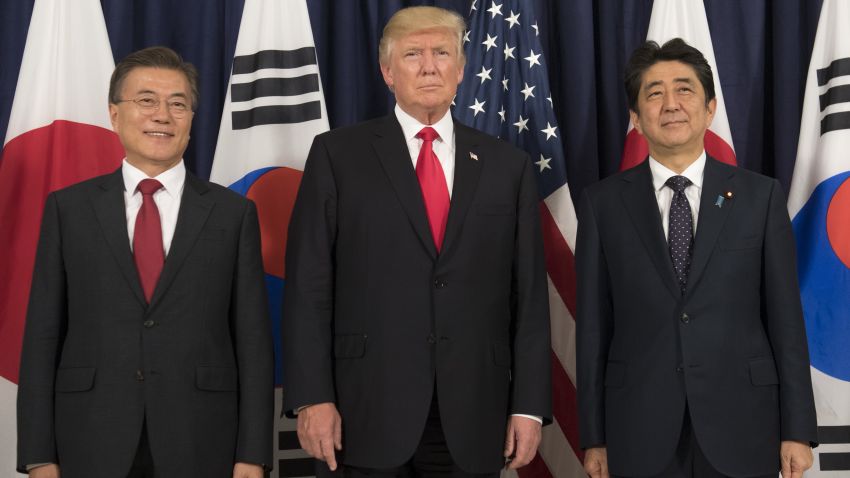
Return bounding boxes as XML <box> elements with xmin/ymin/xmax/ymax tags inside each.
<box><xmin>644</xmin><ymin>77</ymin><xmax>695</xmax><ymax>90</ymax></box>
<box><xmin>135</xmin><ymin>89</ymin><xmax>188</xmax><ymax>99</ymax></box>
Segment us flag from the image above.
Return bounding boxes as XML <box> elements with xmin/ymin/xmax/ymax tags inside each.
<box><xmin>454</xmin><ymin>1</ymin><xmax>583</xmax><ymax>477</ymax></box>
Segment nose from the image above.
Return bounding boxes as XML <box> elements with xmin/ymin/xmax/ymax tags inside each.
<box><xmin>662</xmin><ymin>92</ymin><xmax>680</xmax><ymax>112</ymax></box>
<box><xmin>421</xmin><ymin>50</ymin><xmax>437</xmax><ymax>74</ymax></box>
<box><xmin>149</xmin><ymin>102</ymin><xmax>172</xmax><ymax>123</ymax></box>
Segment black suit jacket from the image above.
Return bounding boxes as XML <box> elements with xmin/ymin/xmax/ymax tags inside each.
<box><xmin>282</xmin><ymin>114</ymin><xmax>551</xmax><ymax>473</ymax></box>
<box><xmin>17</xmin><ymin>169</ymin><xmax>274</xmax><ymax>477</ymax></box>
<box><xmin>576</xmin><ymin>157</ymin><xmax>817</xmax><ymax>476</ymax></box>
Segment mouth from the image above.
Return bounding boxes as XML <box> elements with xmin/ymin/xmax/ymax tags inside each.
<box><xmin>144</xmin><ymin>131</ymin><xmax>174</xmax><ymax>138</ymax></box>
<box><xmin>661</xmin><ymin>119</ymin><xmax>688</xmax><ymax>127</ymax></box>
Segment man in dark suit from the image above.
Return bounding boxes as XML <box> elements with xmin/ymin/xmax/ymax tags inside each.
<box><xmin>281</xmin><ymin>6</ymin><xmax>551</xmax><ymax>477</ymax></box>
<box><xmin>17</xmin><ymin>47</ymin><xmax>273</xmax><ymax>478</ymax></box>
<box><xmin>576</xmin><ymin>38</ymin><xmax>817</xmax><ymax>478</ymax></box>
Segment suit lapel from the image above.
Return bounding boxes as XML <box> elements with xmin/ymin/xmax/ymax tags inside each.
<box><xmin>148</xmin><ymin>173</ymin><xmax>213</xmax><ymax>309</ymax></box>
<box><xmin>371</xmin><ymin>115</ymin><xmax>438</xmax><ymax>259</ymax></box>
<box><xmin>92</xmin><ymin>169</ymin><xmax>148</xmax><ymax>307</ymax></box>
<box><xmin>620</xmin><ymin>161</ymin><xmax>681</xmax><ymax>299</ymax></box>
<box><xmin>440</xmin><ymin>122</ymin><xmax>482</xmax><ymax>257</ymax></box>
<box><xmin>685</xmin><ymin>157</ymin><xmax>735</xmax><ymax>298</ymax></box>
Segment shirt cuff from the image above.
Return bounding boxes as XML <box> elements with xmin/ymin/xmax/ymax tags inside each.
<box><xmin>511</xmin><ymin>413</ymin><xmax>543</xmax><ymax>424</ymax></box>
<box><xmin>27</xmin><ymin>463</ymin><xmax>54</xmax><ymax>471</ymax></box>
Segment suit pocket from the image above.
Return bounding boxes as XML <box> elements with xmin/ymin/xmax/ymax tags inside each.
<box><xmin>334</xmin><ymin>334</ymin><xmax>367</xmax><ymax>359</ymax></box>
<box><xmin>492</xmin><ymin>343</ymin><xmax>512</xmax><ymax>368</ymax></box>
<box><xmin>719</xmin><ymin>234</ymin><xmax>761</xmax><ymax>251</ymax></box>
<box><xmin>604</xmin><ymin>361</ymin><xmax>626</xmax><ymax>388</ymax></box>
<box><xmin>475</xmin><ymin>204</ymin><xmax>514</xmax><ymax>216</ymax></box>
<box><xmin>55</xmin><ymin>367</ymin><xmax>96</xmax><ymax>392</ymax></box>
<box><xmin>196</xmin><ymin>366</ymin><xmax>238</xmax><ymax>391</ymax></box>
<box><xmin>749</xmin><ymin>357</ymin><xmax>779</xmax><ymax>386</ymax></box>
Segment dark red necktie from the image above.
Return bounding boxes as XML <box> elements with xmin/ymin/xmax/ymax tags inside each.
<box><xmin>133</xmin><ymin>179</ymin><xmax>164</xmax><ymax>302</ymax></box>
<box><xmin>416</xmin><ymin>127</ymin><xmax>450</xmax><ymax>252</ymax></box>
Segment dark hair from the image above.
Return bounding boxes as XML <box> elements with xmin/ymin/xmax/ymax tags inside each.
<box><xmin>109</xmin><ymin>46</ymin><xmax>199</xmax><ymax>110</ymax></box>
<box><xmin>624</xmin><ymin>38</ymin><xmax>715</xmax><ymax>112</ymax></box>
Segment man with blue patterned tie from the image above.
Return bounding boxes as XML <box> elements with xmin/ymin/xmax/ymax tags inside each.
<box><xmin>576</xmin><ymin>38</ymin><xmax>817</xmax><ymax>478</ymax></box>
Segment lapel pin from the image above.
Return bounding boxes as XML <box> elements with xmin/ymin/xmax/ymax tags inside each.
<box><xmin>469</xmin><ymin>152</ymin><xmax>478</xmax><ymax>161</ymax></box>
<box><xmin>715</xmin><ymin>191</ymin><xmax>733</xmax><ymax>208</ymax></box>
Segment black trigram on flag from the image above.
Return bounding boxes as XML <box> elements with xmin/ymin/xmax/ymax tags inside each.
<box><xmin>818</xmin><ymin>57</ymin><xmax>850</xmax><ymax>136</ymax></box>
<box><xmin>230</xmin><ymin>47</ymin><xmax>323</xmax><ymax>130</ymax></box>
<box><xmin>818</xmin><ymin>425</ymin><xmax>850</xmax><ymax>471</ymax></box>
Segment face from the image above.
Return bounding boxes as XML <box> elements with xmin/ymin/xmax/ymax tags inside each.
<box><xmin>109</xmin><ymin>67</ymin><xmax>193</xmax><ymax>175</ymax></box>
<box><xmin>630</xmin><ymin>60</ymin><xmax>716</xmax><ymax>159</ymax></box>
<box><xmin>380</xmin><ymin>28</ymin><xmax>464</xmax><ymax>124</ymax></box>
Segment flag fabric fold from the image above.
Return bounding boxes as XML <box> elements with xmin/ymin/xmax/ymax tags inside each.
<box><xmin>620</xmin><ymin>0</ymin><xmax>736</xmax><ymax>170</ymax></box>
<box><xmin>789</xmin><ymin>0</ymin><xmax>850</xmax><ymax>473</ymax></box>
<box><xmin>0</xmin><ymin>1</ymin><xmax>123</xmax><ymax>474</ymax></box>
<box><xmin>455</xmin><ymin>1</ymin><xmax>583</xmax><ymax>476</ymax></box>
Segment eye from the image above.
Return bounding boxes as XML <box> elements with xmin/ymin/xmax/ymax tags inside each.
<box><xmin>647</xmin><ymin>91</ymin><xmax>661</xmax><ymax>99</ymax></box>
<box><xmin>168</xmin><ymin>100</ymin><xmax>188</xmax><ymax>111</ymax></box>
<box><xmin>136</xmin><ymin>97</ymin><xmax>157</xmax><ymax>107</ymax></box>
<box><xmin>678</xmin><ymin>86</ymin><xmax>693</xmax><ymax>94</ymax></box>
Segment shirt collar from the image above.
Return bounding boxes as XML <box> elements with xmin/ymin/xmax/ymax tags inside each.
<box><xmin>648</xmin><ymin>151</ymin><xmax>706</xmax><ymax>192</ymax></box>
<box><xmin>122</xmin><ymin>159</ymin><xmax>186</xmax><ymax>198</ymax></box>
<box><xmin>394</xmin><ymin>104</ymin><xmax>454</xmax><ymax>145</ymax></box>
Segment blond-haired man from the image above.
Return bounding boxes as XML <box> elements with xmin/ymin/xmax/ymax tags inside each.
<box><xmin>282</xmin><ymin>6</ymin><xmax>551</xmax><ymax>477</ymax></box>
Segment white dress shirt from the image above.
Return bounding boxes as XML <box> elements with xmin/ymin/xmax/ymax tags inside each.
<box><xmin>122</xmin><ymin>159</ymin><xmax>186</xmax><ymax>255</ymax></box>
<box><xmin>394</xmin><ymin>104</ymin><xmax>456</xmax><ymax>197</ymax></box>
<box><xmin>649</xmin><ymin>152</ymin><xmax>705</xmax><ymax>239</ymax></box>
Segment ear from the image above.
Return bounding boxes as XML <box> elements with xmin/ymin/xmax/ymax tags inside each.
<box><xmin>380</xmin><ymin>63</ymin><xmax>394</xmax><ymax>92</ymax></box>
<box><xmin>629</xmin><ymin>109</ymin><xmax>643</xmax><ymax>135</ymax></box>
<box><xmin>456</xmin><ymin>60</ymin><xmax>464</xmax><ymax>85</ymax></box>
<box><xmin>109</xmin><ymin>103</ymin><xmax>120</xmax><ymax>133</ymax></box>
<box><xmin>705</xmin><ymin>97</ymin><xmax>717</xmax><ymax>128</ymax></box>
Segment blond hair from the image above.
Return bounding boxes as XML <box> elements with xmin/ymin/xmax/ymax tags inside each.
<box><xmin>379</xmin><ymin>6</ymin><xmax>466</xmax><ymax>66</ymax></box>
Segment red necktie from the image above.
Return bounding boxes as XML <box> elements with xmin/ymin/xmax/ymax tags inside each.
<box><xmin>415</xmin><ymin>127</ymin><xmax>450</xmax><ymax>252</ymax></box>
<box><xmin>133</xmin><ymin>179</ymin><xmax>165</xmax><ymax>302</ymax></box>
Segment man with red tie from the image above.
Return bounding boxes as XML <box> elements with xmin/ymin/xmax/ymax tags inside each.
<box><xmin>282</xmin><ymin>6</ymin><xmax>551</xmax><ymax>477</ymax></box>
<box><xmin>17</xmin><ymin>47</ymin><xmax>273</xmax><ymax>478</ymax></box>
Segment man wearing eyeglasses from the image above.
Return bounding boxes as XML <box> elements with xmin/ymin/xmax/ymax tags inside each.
<box><xmin>16</xmin><ymin>46</ymin><xmax>273</xmax><ymax>478</ymax></box>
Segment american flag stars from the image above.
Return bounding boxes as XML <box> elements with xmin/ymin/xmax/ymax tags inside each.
<box><xmin>482</xmin><ymin>33</ymin><xmax>498</xmax><ymax>51</ymax></box>
<box><xmin>455</xmin><ymin>0</ymin><xmax>567</xmax><ymax>196</ymax></box>
<box><xmin>469</xmin><ymin>98</ymin><xmax>486</xmax><ymax>117</ymax></box>
<box><xmin>487</xmin><ymin>1</ymin><xmax>502</xmax><ymax>18</ymax></box>
<box><xmin>505</xmin><ymin>11</ymin><xmax>521</xmax><ymax>29</ymax></box>
<box><xmin>476</xmin><ymin>66</ymin><xmax>492</xmax><ymax>84</ymax></box>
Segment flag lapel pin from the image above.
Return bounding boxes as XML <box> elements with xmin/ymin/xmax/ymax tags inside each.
<box><xmin>715</xmin><ymin>190</ymin><xmax>733</xmax><ymax>208</ymax></box>
<box><xmin>469</xmin><ymin>152</ymin><xmax>478</xmax><ymax>161</ymax></box>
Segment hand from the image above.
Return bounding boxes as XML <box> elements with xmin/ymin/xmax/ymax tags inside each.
<box><xmin>297</xmin><ymin>402</ymin><xmax>342</xmax><ymax>471</ymax></box>
<box><xmin>503</xmin><ymin>415</ymin><xmax>542</xmax><ymax>469</ymax></box>
<box><xmin>29</xmin><ymin>464</ymin><xmax>60</xmax><ymax>478</ymax></box>
<box><xmin>232</xmin><ymin>462</ymin><xmax>264</xmax><ymax>478</ymax></box>
<box><xmin>583</xmin><ymin>447</ymin><xmax>609</xmax><ymax>478</ymax></box>
<box><xmin>780</xmin><ymin>440</ymin><xmax>813</xmax><ymax>478</ymax></box>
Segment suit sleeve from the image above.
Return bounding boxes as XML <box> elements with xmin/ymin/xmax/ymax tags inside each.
<box><xmin>508</xmin><ymin>155</ymin><xmax>552</xmax><ymax>423</ymax></box>
<box><xmin>762</xmin><ymin>179</ymin><xmax>818</xmax><ymax>445</ymax></box>
<box><xmin>281</xmin><ymin>134</ymin><xmax>338</xmax><ymax>415</ymax></box>
<box><xmin>17</xmin><ymin>193</ymin><xmax>67</xmax><ymax>472</ymax></box>
<box><xmin>231</xmin><ymin>199</ymin><xmax>275</xmax><ymax>468</ymax></box>
<box><xmin>575</xmin><ymin>189</ymin><xmax>613</xmax><ymax>449</ymax></box>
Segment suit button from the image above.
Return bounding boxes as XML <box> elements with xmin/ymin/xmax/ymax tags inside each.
<box><xmin>427</xmin><ymin>334</ymin><xmax>436</xmax><ymax>344</ymax></box>
<box><xmin>676</xmin><ymin>365</ymin><xmax>684</xmax><ymax>373</ymax></box>
<box><xmin>434</xmin><ymin>279</ymin><xmax>447</xmax><ymax>289</ymax></box>
<box><xmin>135</xmin><ymin>370</ymin><xmax>145</xmax><ymax>381</ymax></box>
<box><xmin>680</xmin><ymin>313</ymin><xmax>690</xmax><ymax>324</ymax></box>
<box><xmin>143</xmin><ymin>320</ymin><xmax>155</xmax><ymax>328</ymax></box>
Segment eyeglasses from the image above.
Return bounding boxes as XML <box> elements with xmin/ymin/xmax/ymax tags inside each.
<box><xmin>116</xmin><ymin>95</ymin><xmax>192</xmax><ymax>118</ymax></box>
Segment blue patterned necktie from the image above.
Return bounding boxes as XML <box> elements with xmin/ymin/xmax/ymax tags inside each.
<box><xmin>666</xmin><ymin>175</ymin><xmax>693</xmax><ymax>294</ymax></box>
